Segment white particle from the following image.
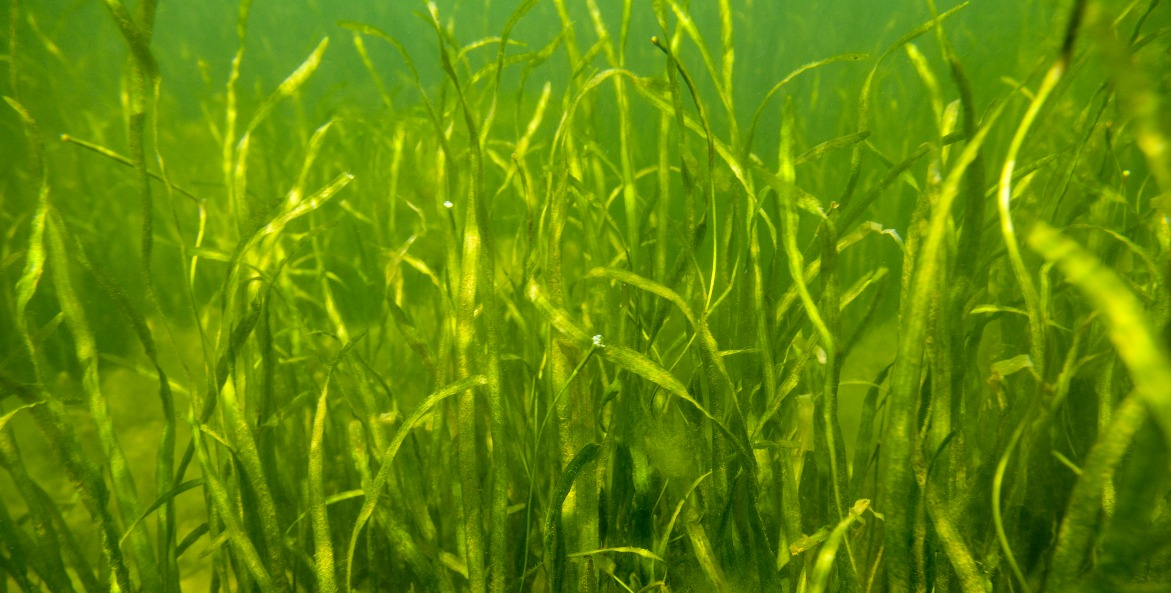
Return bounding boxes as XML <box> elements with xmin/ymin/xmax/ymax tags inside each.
<box><xmin>443</xmin><ymin>200</ymin><xmax>454</xmax><ymax>208</ymax></box>
<box><xmin>592</xmin><ymin>334</ymin><xmax>605</xmax><ymax>348</ymax></box>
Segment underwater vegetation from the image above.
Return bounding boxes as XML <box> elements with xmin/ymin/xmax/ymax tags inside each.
<box><xmin>2</xmin><ymin>0</ymin><xmax>1171</xmax><ymax>591</ymax></box>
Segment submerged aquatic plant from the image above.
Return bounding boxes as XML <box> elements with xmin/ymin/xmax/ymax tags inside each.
<box><xmin>2</xmin><ymin>0</ymin><xmax>1170</xmax><ymax>591</ymax></box>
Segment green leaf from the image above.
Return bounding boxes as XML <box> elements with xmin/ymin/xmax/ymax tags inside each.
<box><xmin>545</xmin><ymin>443</ymin><xmax>601</xmax><ymax>593</ymax></box>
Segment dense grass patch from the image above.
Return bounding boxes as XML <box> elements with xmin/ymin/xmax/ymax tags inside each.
<box><xmin>2</xmin><ymin>0</ymin><xmax>1171</xmax><ymax>591</ymax></box>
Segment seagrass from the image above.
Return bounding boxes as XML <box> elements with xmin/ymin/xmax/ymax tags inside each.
<box><xmin>2</xmin><ymin>0</ymin><xmax>1169</xmax><ymax>592</ymax></box>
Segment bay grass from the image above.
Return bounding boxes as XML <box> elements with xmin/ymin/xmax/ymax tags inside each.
<box><xmin>3</xmin><ymin>0</ymin><xmax>1171</xmax><ymax>592</ymax></box>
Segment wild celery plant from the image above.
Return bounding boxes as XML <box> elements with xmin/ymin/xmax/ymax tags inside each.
<box><xmin>2</xmin><ymin>0</ymin><xmax>1171</xmax><ymax>592</ymax></box>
